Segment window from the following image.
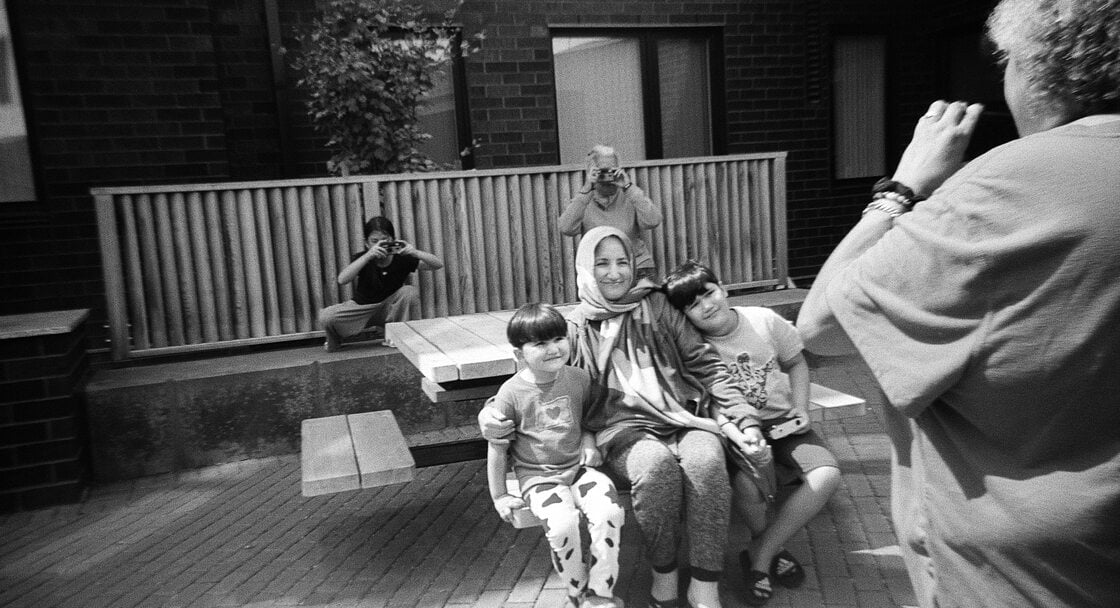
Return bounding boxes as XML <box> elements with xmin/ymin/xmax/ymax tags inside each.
<box><xmin>943</xmin><ymin>29</ymin><xmax>1017</xmax><ymax>160</ymax></box>
<box><xmin>416</xmin><ymin>32</ymin><xmax>473</xmax><ymax>170</ymax></box>
<box><xmin>0</xmin><ymin>1</ymin><xmax>34</xmax><ymax>202</ymax></box>
<box><xmin>832</xmin><ymin>34</ymin><xmax>886</xmax><ymax>179</ymax></box>
<box><xmin>552</xmin><ymin>29</ymin><xmax>720</xmax><ymax>164</ymax></box>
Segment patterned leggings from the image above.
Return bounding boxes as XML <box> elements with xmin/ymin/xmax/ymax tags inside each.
<box><xmin>524</xmin><ymin>467</ymin><xmax>625</xmax><ymax>600</ymax></box>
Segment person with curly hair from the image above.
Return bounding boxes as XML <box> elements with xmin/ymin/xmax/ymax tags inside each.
<box><xmin>797</xmin><ymin>0</ymin><xmax>1120</xmax><ymax>606</ymax></box>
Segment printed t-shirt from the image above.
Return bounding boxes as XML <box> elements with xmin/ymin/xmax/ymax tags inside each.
<box><xmin>704</xmin><ymin>306</ymin><xmax>803</xmax><ymax>421</ymax></box>
<box><xmin>488</xmin><ymin>366</ymin><xmax>594</xmax><ymax>492</ymax></box>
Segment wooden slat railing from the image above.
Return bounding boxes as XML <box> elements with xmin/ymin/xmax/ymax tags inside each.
<box><xmin>94</xmin><ymin>152</ymin><xmax>787</xmax><ymax>359</ymax></box>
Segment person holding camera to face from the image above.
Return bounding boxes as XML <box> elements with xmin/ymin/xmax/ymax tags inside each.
<box><xmin>559</xmin><ymin>145</ymin><xmax>662</xmax><ymax>280</ymax></box>
<box><xmin>318</xmin><ymin>216</ymin><xmax>443</xmax><ymax>352</ymax></box>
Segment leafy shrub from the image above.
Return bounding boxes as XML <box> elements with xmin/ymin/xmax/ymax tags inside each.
<box><xmin>290</xmin><ymin>0</ymin><xmax>467</xmax><ymax>175</ymax></box>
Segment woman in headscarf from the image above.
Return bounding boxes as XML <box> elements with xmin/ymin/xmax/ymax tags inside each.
<box><xmin>483</xmin><ymin>226</ymin><xmax>767</xmax><ymax>608</ymax></box>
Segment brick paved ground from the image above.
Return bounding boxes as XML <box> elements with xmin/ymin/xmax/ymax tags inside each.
<box><xmin>0</xmin><ymin>353</ymin><xmax>915</xmax><ymax>608</ymax></box>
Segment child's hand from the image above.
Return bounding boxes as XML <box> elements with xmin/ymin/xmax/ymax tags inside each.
<box><xmin>366</xmin><ymin>239</ymin><xmax>389</xmax><ymax>260</ymax></box>
<box><xmin>394</xmin><ymin>240</ymin><xmax>416</xmax><ymax>257</ymax></box>
<box><xmin>580</xmin><ymin>444</ymin><xmax>603</xmax><ymax>467</ymax></box>
<box><xmin>737</xmin><ymin>425</ymin><xmax>769</xmax><ymax>458</ymax></box>
<box><xmin>493</xmin><ymin>493</ymin><xmax>526</xmax><ymax>523</ymax></box>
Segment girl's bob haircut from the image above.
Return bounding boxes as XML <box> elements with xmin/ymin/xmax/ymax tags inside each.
<box><xmin>506</xmin><ymin>302</ymin><xmax>568</xmax><ymax>349</ymax></box>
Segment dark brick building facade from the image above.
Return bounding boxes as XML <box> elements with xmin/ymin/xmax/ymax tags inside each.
<box><xmin>1</xmin><ymin>0</ymin><xmax>1005</xmax><ymax>353</ymax></box>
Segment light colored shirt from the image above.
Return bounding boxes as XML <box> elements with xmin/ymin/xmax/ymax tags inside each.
<box><xmin>825</xmin><ymin>118</ymin><xmax>1120</xmax><ymax>607</ymax></box>
<box><xmin>705</xmin><ymin>306</ymin><xmax>802</xmax><ymax>421</ymax></box>
<box><xmin>558</xmin><ymin>185</ymin><xmax>662</xmax><ymax>269</ymax></box>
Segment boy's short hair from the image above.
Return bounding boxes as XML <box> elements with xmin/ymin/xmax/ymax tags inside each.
<box><xmin>664</xmin><ymin>260</ymin><xmax>721</xmax><ymax>310</ymax></box>
<box><xmin>363</xmin><ymin>216</ymin><xmax>396</xmax><ymax>240</ymax></box>
<box><xmin>507</xmin><ymin>302</ymin><xmax>567</xmax><ymax>348</ymax></box>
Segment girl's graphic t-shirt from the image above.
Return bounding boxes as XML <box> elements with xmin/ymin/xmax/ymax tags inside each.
<box><xmin>488</xmin><ymin>365</ymin><xmax>594</xmax><ymax>491</ymax></box>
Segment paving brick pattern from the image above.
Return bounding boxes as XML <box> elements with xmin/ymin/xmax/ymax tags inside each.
<box><xmin>0</xmin><ymin>354</ymin><xmax>916</xmax><ymax>608</ymax></box>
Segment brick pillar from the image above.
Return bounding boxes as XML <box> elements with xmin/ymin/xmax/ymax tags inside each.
<box><xmin>0</xmin><ymin>310</ymin><xmax>91</xmax><ymax>512</ymax></box>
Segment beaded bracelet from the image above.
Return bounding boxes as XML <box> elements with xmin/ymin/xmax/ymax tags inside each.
<box><xmin>863</xmin><ymin>198</ymin><xmax>909</xmax><ymax>218</ymax></box>
<box><xmin>874</xmin><ymin>189</ymin><xmax>917</xmax><ymax>210</ymax></box>
<box><xmin>872</xmin><ymin>177</ymin><xmax>927</xmax><ymax>204</ymax></box>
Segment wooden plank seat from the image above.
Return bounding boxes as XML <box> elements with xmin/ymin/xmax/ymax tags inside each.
<box><xmin>301</xmin><ymin>410</ymin><xmax>416</xmax><ymax>497</ymax></box>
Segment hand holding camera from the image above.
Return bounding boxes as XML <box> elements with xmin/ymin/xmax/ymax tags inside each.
<box><xmin>765</xmin><ymin>415</ymin><xmax>808</xmax><ymax>440</ymax></box>
<box><xmin>588</xmin><ymin>166</ymin><xmax>630</xmax><ymax>191</ymax></box>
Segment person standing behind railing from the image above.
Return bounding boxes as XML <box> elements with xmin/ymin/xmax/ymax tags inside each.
<box><xmin>318</xmin><ymin>216</ymin><xmax>443</xmax><ymax>351</ymax></box>
<box><xmin>559</xmin><ymin>145</ymin><xmax>662</xmax><ymax>280</ymax></box>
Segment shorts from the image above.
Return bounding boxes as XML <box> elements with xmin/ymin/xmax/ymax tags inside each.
<box><xmin>770</xmin><ymin>428</ymin><xmax>837</xmax><ymax>474</ymax></box>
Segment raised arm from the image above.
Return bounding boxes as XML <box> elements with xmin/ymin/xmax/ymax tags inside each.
<box><xmin>394</xmin><ymin>240</ymin><xmax>443</xmax><ymax>271</ymax></box>
<box><xmin>337</xmin><ymin>244</ymin><xmax>385</xmax><ymax>285</ymax></box>
<box><xmin>625</xmin><ymin>185</ymin><xmax>661</xmax><ymax>229</ymax></box>
<box><xmin>799</xmin><ymin>100</ymin><xmax>983</xmax><ymax>355</ymax></box>
<box><xmin>558</xmin><ymin>192</ymin><xmax>591</xmax><ymax>236</ymax></box>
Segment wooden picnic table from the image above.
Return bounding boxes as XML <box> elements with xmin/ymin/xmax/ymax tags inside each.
<box><xmin>385</xmin><ymin>307</ymin><xmax>867</xmax><ymax>423</ymax></box>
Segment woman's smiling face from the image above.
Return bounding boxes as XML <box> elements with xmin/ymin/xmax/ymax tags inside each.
<box><xmin>593</xmin><ymin>236</ymin><xmax>633</xmax><ymax>301</ymax></box>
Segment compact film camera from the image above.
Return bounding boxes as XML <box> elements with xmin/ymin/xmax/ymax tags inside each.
<box><xmin>379</xmin><ymin>240</ymin><xmax>405</xmax><ymax>254</ymax></box>
<box><xmin>591</xmin><ymin>166</ymin><xmax>623</xmax><ymax>183</ymax></box>
<box><xmin>765</xmin><ymin>416</ymin><xmax>807</xmax><ymax>440</ymax></box>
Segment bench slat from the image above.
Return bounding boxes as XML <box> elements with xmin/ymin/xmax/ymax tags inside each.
<box><xmin>349</xmin><ymin>411</ymin><xmax>416</xmax><ymax>488</ymax></box>
<box><xmin>385</xmin><ymin>321</ymin><xmax>460</xmax><ymax>383</ymax></box>
<box><xmin>404</xmin><ymin>317</ymin><xmax>516</xmax><ymax>380</ymax></box>
<box><xmin>809</xmin><ymin>383</ymin><xmax>867</xmax><ymax>421</ymax></box>
<box><xmin>421</xmin><ymin>375</ymin><xmax>512</xmax><ymax>403</ymax></box>
<box><xmin>506</xmin><ymin>472</ymin><xmax>543</xmax><ymax>529</ymax></box>
<box><xmin>447</xmin><ymin>312</ymin><xmax>517</xmax><ymax>350</ymax></box>
<box><xmin>301</xmin><ymin>416</ymin><xmax>360</xmax><ymax>497</ymax></box>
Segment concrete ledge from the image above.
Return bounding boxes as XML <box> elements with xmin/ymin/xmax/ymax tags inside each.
<box><xmin>84</xmin><ymin>343</ymin><xmax>488</xmax><ymax>482</ymax></box>
<box><xmin>0</xmin><ymin>309</ymin><xmax>89</xmax><ymax>340</ymax></box>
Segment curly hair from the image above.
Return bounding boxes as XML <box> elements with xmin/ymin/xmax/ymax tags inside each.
<box><xmin>987</xmin><ymin>0</ymin><xmax>1120</xmax><ymax>115</ymax></box>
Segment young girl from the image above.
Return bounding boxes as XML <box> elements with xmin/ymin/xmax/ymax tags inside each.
<box><xmin>485</xmin><ymin>302</ymin><xmax>625</xmax><ymax>608</ymax></box>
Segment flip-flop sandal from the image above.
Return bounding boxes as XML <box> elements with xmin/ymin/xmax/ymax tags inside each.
<box><xmin>743</xmin><ymin>569</ymin><xmax>772</xmax><ymax>606</ymax></box>
<box><xmin>769</xmin><ymin>549</ymin><xmax>806</xmax><ymax>588</ymax></box>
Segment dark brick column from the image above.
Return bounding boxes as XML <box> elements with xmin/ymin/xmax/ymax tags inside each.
<box><xmin>0</xmin><ymin>310</ymin><xmax>91</xmax><ymax>512</ymax></box>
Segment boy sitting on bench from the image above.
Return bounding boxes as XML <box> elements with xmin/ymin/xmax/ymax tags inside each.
<box><xmin>664</xmin><ymin>261</ymin><xmax>841</xmax><ymax>607</ymax></box>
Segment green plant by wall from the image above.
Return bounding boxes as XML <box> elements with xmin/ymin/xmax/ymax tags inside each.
<box><xmin>291</xmin><ymin>0</ymin><xmax>467</xmax><ymax>175</ymax></box>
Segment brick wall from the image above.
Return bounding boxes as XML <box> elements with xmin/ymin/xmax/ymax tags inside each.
<box><xmin>0</xmin><ymin>0</ymin><xmax>999</xmax><ymax>351</ymax></box>
<box><xmin>0</xmin><ymin>310</ymin><xmax>91</xmax><ymax>511</ymax></box>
